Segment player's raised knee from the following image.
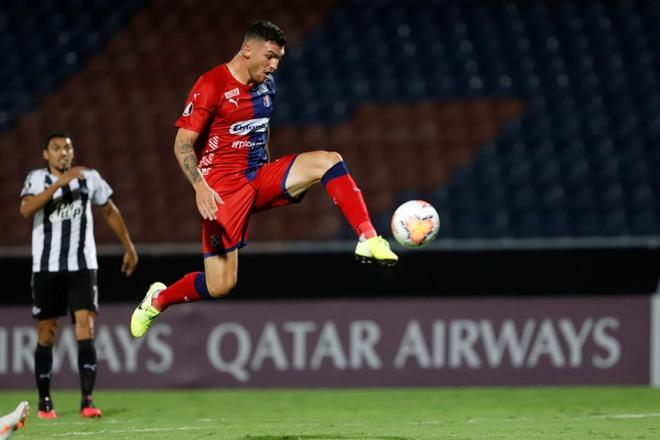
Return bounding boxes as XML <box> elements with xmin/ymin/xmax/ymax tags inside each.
<box><xmin>324</xmin><ymin>150</ymin><xmax>343</xmax><ymax>168</ymax></box>
<box><xmin>312</xmin><ymin>150</ymin><xmax>342</xmax><ymax>176</ymax></box>
<box><xmin>206</xmin><ymin>275</ymin><xmax>237</xmax><ymax>298</ymax></box>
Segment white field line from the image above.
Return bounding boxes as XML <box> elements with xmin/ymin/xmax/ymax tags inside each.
<box><xmin>45</xmin><ymin>419</ymin><xmax>128</xmax><ymax>426</ymax></box>
<box><xmin>460</xmin><ymin>413</ymin><xmax>660</xmax><ymax>424</ymax></box>
<box><xmin>583</xmin><ymin>412</ymin><xmax>660</xmax><ymax>420</ymax></box>
<box><xmin>47</xmin><ymin>413</ymin><xmax>660</xmax><ymax>436</ymax></box>
<box><xmin>50</xmin><ymin>426</ymin><xmax>204</xmax><ymax>436</ymax></box>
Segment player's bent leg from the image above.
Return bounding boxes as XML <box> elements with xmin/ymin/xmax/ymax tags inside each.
<box><xmin>203</xmin><ymin>251</ymin><xmax>238</xmax><ymax>297</ymax></box>
<box><xmin>131</xmin><ymin>251</ymin><xmax>238</xmax><ymax>338</ymax></box>
<box><xmin>283</xmin><ymin>150</ymin><xmax>342</xmax><ymax>197</ymax></box>
<box><xmin>0</xmin><ymin>401</ymin><xmax>29</xmax><ymax>440</ymax></box>
<box><xmin>285</xmin><ymin>150</ymin><xmax>398</xmax><ymax>266</ymax></box>
<box><xmin>130</xmin><ymin>282</ymin><xmax>166</xmax><ymax>338</ymax></box>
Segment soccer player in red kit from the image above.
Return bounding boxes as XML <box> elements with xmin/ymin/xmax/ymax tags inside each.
<box><xmin>131</xmin><ymin>21</ymin><xmax>397</xmax><ymax>337</ymax></box>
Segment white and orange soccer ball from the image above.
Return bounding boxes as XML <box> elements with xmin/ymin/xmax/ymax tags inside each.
<box><xmin>390</xmin><ymin>200</ymin><xmax>440</xmax><ymax>248</ymax></box>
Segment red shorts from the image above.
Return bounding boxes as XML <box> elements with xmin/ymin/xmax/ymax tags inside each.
<box><xmin>202</xmin><ymin>154</ymin><xmax>302</xmax><ymax>256</ymax></box>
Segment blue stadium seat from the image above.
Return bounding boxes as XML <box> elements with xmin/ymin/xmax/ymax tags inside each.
<box><xmin>3</xmin><ymin>0</ymin><xmax>660</xmax><ymax>242</ymax></box>
<box><xmin>0</xmin><ymin>0</ymin><xmax>144</xmax><ymax>132</ymax></box>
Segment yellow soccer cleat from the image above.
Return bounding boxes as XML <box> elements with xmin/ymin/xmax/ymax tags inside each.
<box><xmin>355</xmin><ymin>236</ymin><xmax>399</xmax><ymax>267</ymax></box>
<box><xmin>130</xmin><ymin>282</ymin><xmax>166</xmax><ymax>338</ymax></box>
<box><xmin>0</xmin><ymin>401</ymin><xmax>29</xmax><ymax>440</ymax></box>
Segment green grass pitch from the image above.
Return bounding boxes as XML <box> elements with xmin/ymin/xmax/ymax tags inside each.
<box><xmin>2</xmin><ymin>387</ymin><xmax>660</xmax><ymax>439</ymax></box>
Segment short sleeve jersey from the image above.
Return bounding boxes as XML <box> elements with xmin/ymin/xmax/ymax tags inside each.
<box><xmin>21</xmin><ymin>168</ymin><xmax>113</xmax><ymax>272</ymax></box>
<box><xmin>175</xmin><ymin>64</ymin><xmax>276</xmax><ymax>187</ymax></box>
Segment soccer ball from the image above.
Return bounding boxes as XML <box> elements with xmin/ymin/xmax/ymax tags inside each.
<box><xmin>391</xmin><ymin>200</ymin><xmax>440</xmax><ymax>248</ymax></box>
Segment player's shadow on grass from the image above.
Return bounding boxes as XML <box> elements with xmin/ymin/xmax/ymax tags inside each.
<box><xmin>245</xmin><ymin>436</ymin><xmax>406</xmax><ymax>439</ymax></box>
<box><xmin>97</xmin><ymin>407</ymin><xmax>129</xmax><ymax>417</ymax></box>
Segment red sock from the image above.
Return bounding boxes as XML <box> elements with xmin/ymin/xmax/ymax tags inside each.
<box><xmin>153</xmin><ymin>272</ymin><xmax>211</xmax><ymax>311</ymax></box>
<box><xmin>322</xmin><ymin>161</ymin><xmax>377</xmax><ymax>239</ymax></box>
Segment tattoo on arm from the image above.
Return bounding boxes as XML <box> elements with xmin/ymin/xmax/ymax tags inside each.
<box><xmin>176</xmin><ymin>135</ymin><xmax>202</xmax><ymax>184</ymax></box>
<box><xmin>177</xmin><ymin>139</ymin><xmax>194</xmax><ymax>154</ymax></box>
<box><xmin>183</xmin><ymin>154</ymin><xmax>202</xmax><ymax>184</ymax></box>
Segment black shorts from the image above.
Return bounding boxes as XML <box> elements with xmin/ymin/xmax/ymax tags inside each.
<box><xmin>31</xmin><ymin>270</ymin><xmax>99</xmax><ymax>320</ymax></box>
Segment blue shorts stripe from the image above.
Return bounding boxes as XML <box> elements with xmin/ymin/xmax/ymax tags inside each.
<box><xmin>203</xmin><ymin>240</ymin><xmax>247</xmax><ymax>258</ymax></box>
<box><xmin>280</xmin><ymin>154</ymin><xmax>302</xmax><ymax>201</ymax></box>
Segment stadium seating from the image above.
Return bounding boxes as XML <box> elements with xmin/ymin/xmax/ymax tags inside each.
<box><xmin>270</xmin><ymin>0</ymin><xmax>660</xmax><ymax>239</ymax></box>
<box><xmin>1</xmin><ymin>0</ymin><xmax>658</xmax><ymax>244</ymax></box>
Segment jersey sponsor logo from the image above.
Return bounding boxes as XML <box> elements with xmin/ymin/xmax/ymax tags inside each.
<box><xmin>224</xmin><ymin>88</ymin><xmax>240</xmax><ymax>99</ymax></box>
<box><xmin>49</xmin><ymin>200</ymin><xmax>83</xmax><ymax>223</ymax></box>
<box><xmin>231</xmin><ymin>139</ymin><xmax>263</xmax><ymax>149</ymax></box>
<box><xmin>228</xmin><ymin>97</ymin><xmax>240</xmax><ymax>108</ymax></box>
<box><xmin>263</xmin><ymin>95</ymin><xmax>271</xmax><ymax>107</ymax></box>
<box><xmin>198</xmin><ymin>153</ymin><xmax>215</xmax><ymax>174</ymax></box>
<box><xmin>208</xmin><ymin>136</ymin><xmax>219</xmax><ymax>151</ymax></box>
<box><xmin>182</xmin><ymin>102</ymin><xmax>193</xmax><ymax>116</ymax></box>
<box><xmin>229</xmin><ymin>117</ymin><xmax>269</xmax><ymax>135</ymax></box>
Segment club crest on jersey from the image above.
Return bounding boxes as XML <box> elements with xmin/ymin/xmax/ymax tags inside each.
<box><xmin>210</xmin><ymin>234</ymin><xmax>221</xmax><ymax>249</ymax></box>
<box><xmin>263</xmin><ymin>95</ymin><xmax>271</xmax><ymax>107</ymax></box>
<box><xmin>182</xmin><ymin>102</ymin><xmax>193</xmax><ymax>116</ymax></box>
<box><xmin>256</xmin><ymin>84</ymin><xmax>269</xmax><ymax>95</ymax></box>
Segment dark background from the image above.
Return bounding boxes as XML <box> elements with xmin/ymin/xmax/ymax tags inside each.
<box><xmin>2</xmin><ymin>246</ymin><xmax>659</xmax><ymax>306</ymax></box>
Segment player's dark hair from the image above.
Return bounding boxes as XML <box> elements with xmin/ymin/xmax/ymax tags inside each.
<box><xmin>245</xmin><ymin>21</ymin><xmax>286</xmax><ymax>47</ymax></box>
<box><xmin>44</xmin><ymin>131</ymin><xmax>72</xmax><ymax>150</ymax></box>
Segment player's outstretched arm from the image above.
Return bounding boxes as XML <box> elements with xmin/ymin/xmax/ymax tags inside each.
<box><xmin>19</xmin><ymin>166</ymin><xmax>85</xmax><ymax>218</ymax></box>
<box><xmin>101</xmin><ymin>200</ymin><xmax>138</xmax><ymax>276</ymax></box>
<box><xmin>173</xmin><ymin>128</ymin><xmax>223</xmax><ymax>220</ymax></box>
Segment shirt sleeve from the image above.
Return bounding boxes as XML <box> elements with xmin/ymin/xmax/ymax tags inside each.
<box><xmin>87</xmin><ymin>169</ymin><xmax>114</xmax><ymax>206</ymax></box>
<box><xmin>20</xmin><ymin>170</ymin><xmax>42</xmax><ymax>198</ymax></box>
<box><xmin>175</xmin><ymin>74</ymin><xmax>220</xmax><ymax>133</ymax></box>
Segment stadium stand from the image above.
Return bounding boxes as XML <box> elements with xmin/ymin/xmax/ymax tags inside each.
<box><xmin>1</xmin><ymin>0</ymin><xmax>658</xmax><ymax>244</ymax></box>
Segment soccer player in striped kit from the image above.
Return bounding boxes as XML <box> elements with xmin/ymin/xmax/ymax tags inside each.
<box><xmin>131</xmin><ymin>21</ymin><xmax>398</xmax><ymax>338</ymax></box>
<box><xmin>20</xmin><ymin>132</ymin><xmax>138</xmax><ymax>418</ymax></box>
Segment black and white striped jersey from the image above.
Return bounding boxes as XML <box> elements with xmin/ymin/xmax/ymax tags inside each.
<box><xmin>20</xmin><ymin>168</ymin><xmax>113</xmax><ymax>273</ymax></box>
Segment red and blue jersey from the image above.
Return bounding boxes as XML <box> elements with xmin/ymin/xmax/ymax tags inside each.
<box><xmin>175</xmin><ymin>64</ymin><xmax>276</xmax><ymax>187</ymax></box>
